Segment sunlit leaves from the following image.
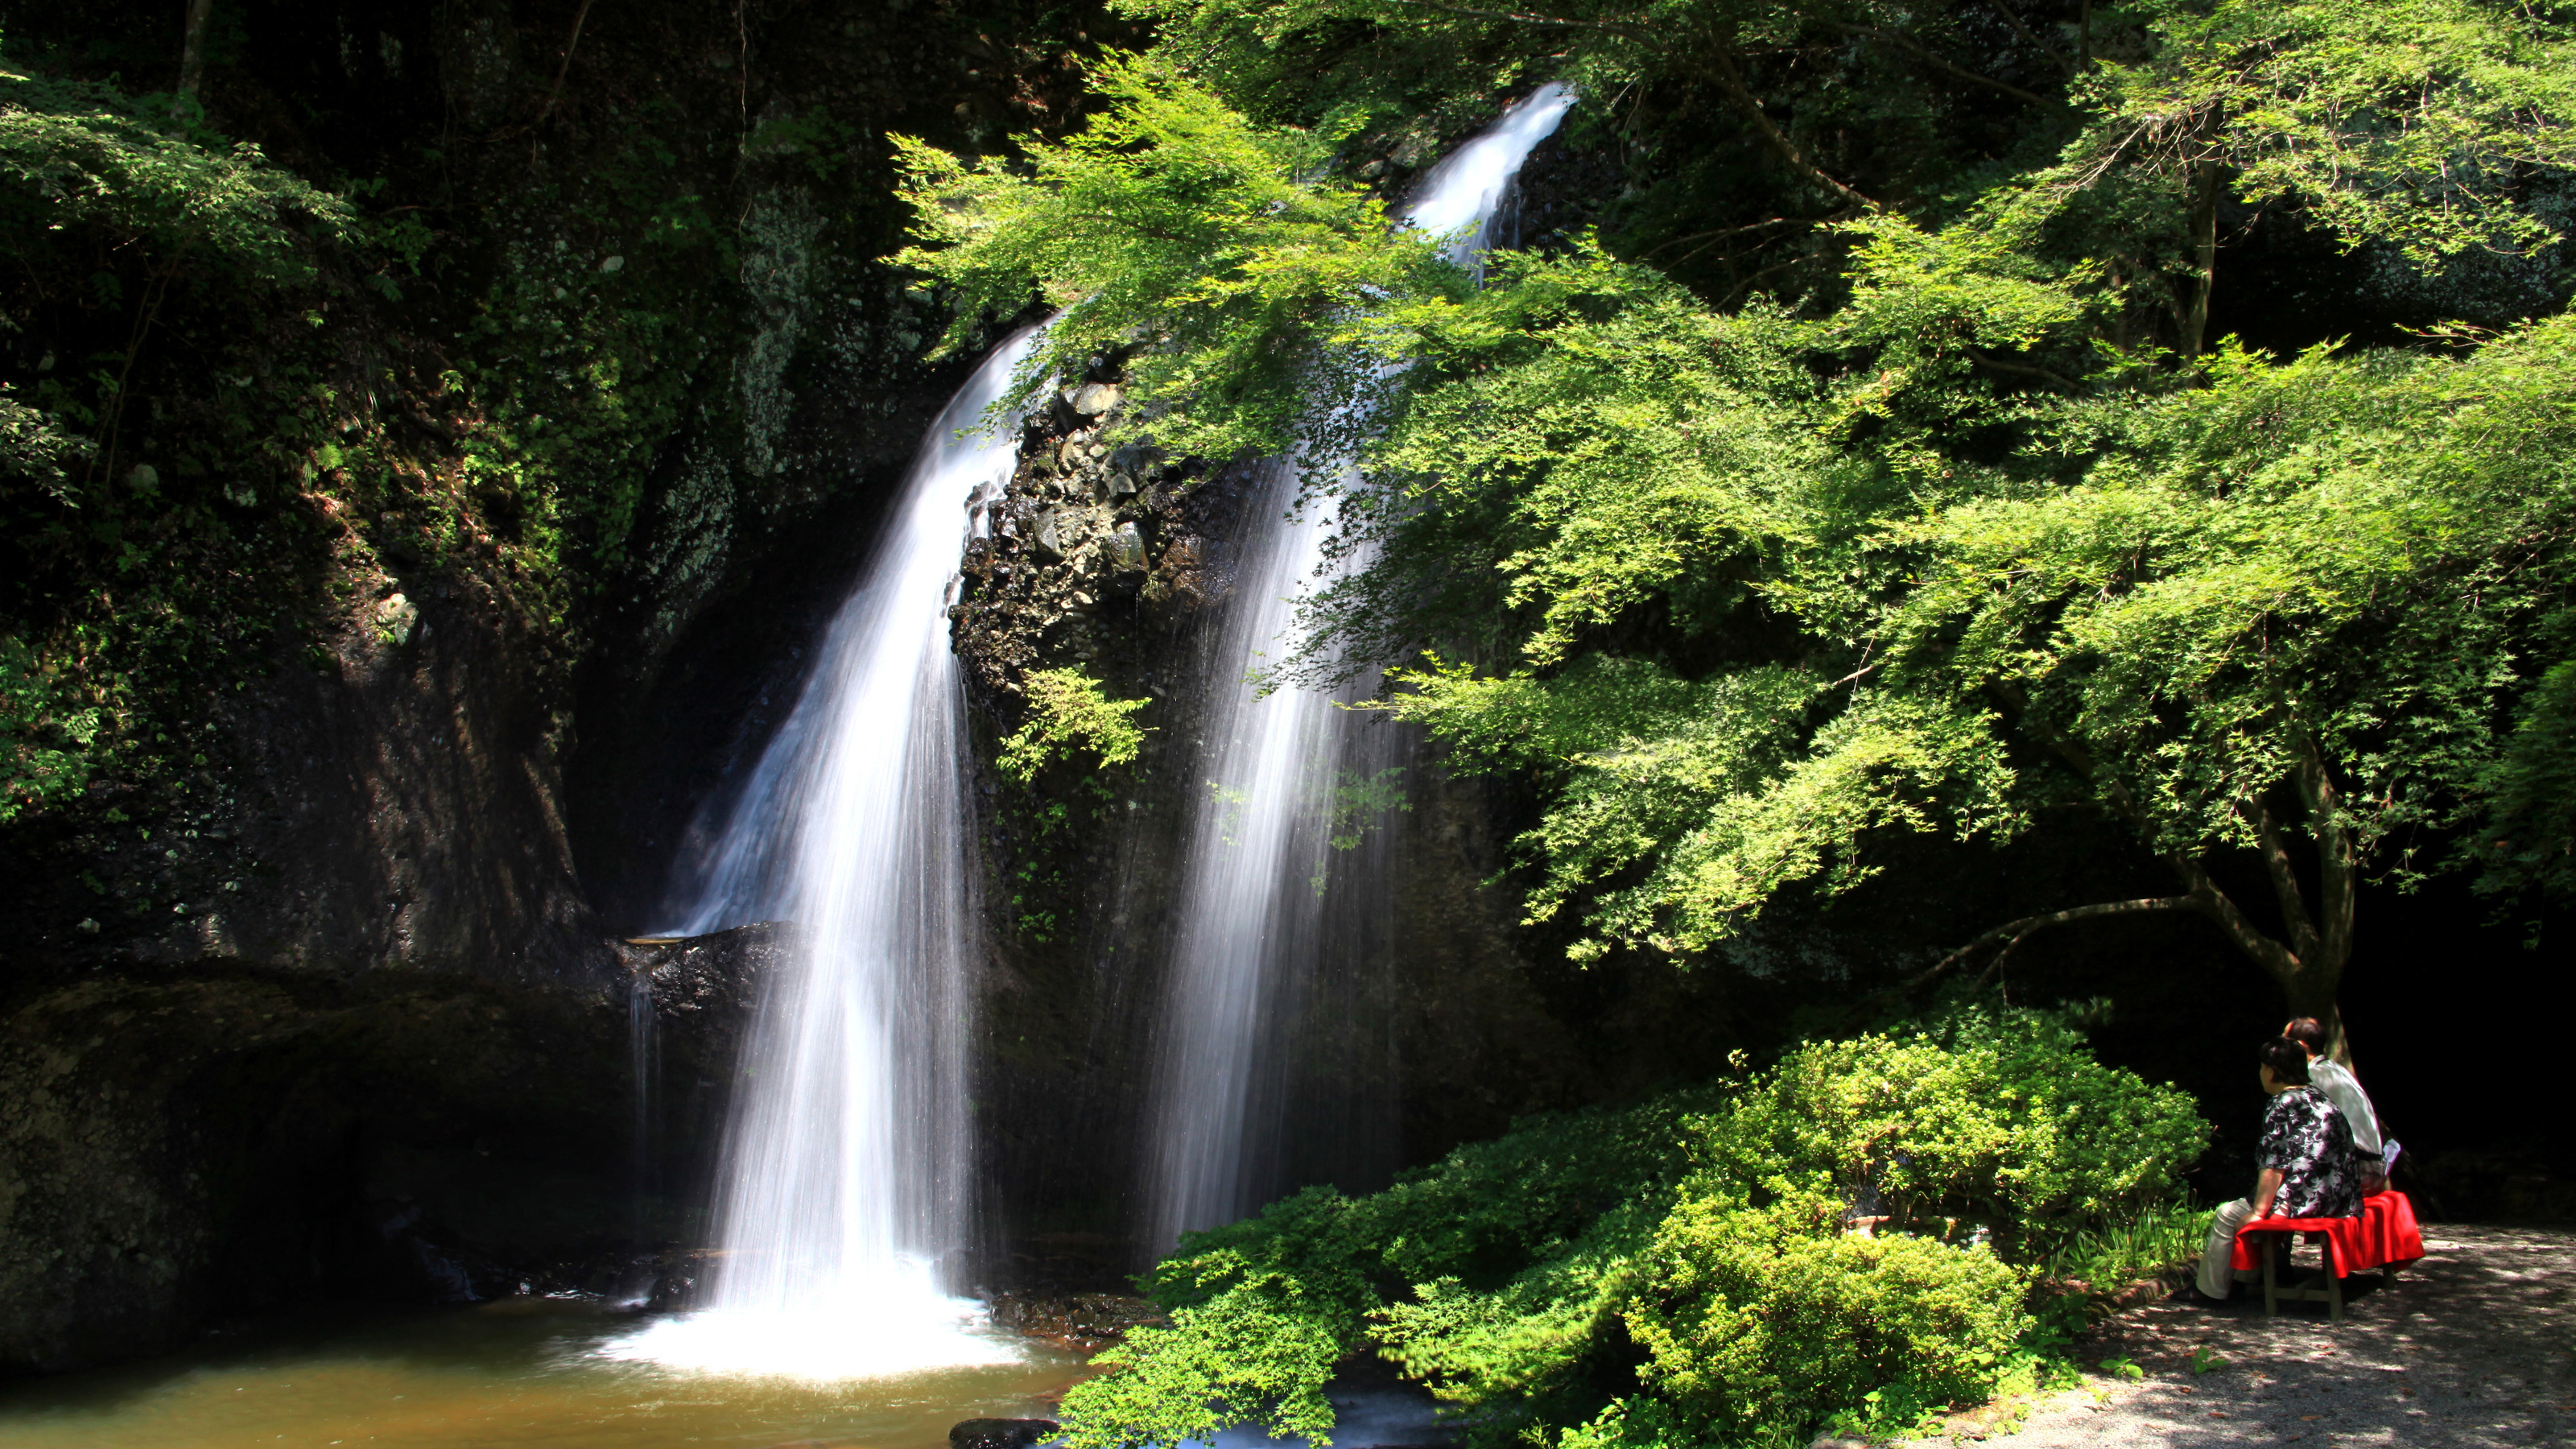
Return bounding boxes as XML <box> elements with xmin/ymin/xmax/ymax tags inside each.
<box><xmin>996</xmin><ymin>666</ymin><xmax>1156</xmax><ymax>783</ymax></box>
<box><xmin>2079</xmin><ymin>0</ymin><xmax>2576</xmax><ymax>264</ymax></box>
<box><xmin>894</xmin><ymin>53</ymin><xmax>1465</xmax><ymax>462</ymax></box>
<box><xmin>0</xmin><ymin>63</ymin><xmax>354</xmax><ymax>286</ymax></box>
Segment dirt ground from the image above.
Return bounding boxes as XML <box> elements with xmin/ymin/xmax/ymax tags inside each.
<box><xmin>1959</xmin><ymin>1223</ymin><xmax>2576</xmax><ymax>1447</ymax></box>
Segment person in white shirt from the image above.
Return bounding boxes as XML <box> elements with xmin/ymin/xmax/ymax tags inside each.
<box><xmin>2285</xmin><ymin>1017</ymin><xmax>2393</xmax><ymax>1195</ymax></box>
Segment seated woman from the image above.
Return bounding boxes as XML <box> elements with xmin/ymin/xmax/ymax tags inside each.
<box><xmin>2194</xmin><ymin>1036</ymin><xmax>2362</xmax><ymax>1301</ymax></box>
<box><xmin>2285</xmin><ymin>1016</ymin><xmax>2392</xmax><ymax>1194</ymax></box>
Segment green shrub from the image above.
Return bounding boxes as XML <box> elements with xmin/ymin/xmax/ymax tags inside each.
<box><xmin>997</xmin><ymin>667</ymin><xmax>1155</xmax><ymax>784</ymax></box>
<box><xmin>1697</xmin><ymin>1010</ymin><xmax>2210</xmax><ymax>1260</ymax></box>
<box><xmin>1628</xmin><ymin>1192</ymin><xmax>2030</xmax><ymax>1447</ymax></box>
<box><xmin>1056</xmin><ymin>1005</ymin><xmax>2207</xmax><ymax>1449</ymax></box>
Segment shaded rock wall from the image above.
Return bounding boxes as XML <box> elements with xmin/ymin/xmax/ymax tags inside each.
<box><xmin>0</xmin><ymin>924</ymin><xmax>778</xmax><ymax>1374</ymax></box>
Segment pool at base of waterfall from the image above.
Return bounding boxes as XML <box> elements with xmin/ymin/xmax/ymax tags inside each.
<box><xmin>0</xmin><ymin>1298</ymin><xmax>1085</xmax><ymax>1449</ymax></box>
<box><xmin>0</xmin><ymin>1298</ymin><xmax>1455</xmax><ymax>1449</ymax></box>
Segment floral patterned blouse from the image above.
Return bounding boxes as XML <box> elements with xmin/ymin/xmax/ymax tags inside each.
<box><xmin>2259</xmin><ymin>1084</ymin><xmax>2362</xmax><ymax>1220</ymax></box>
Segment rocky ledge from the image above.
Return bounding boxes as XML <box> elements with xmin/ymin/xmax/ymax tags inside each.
<box><xmin>0</xmin><ymin>923</ymin><xmax>782</xmax><ymax>1376</ymax></box>
<box><xmin>952</xmin><ymin>371</ymin><xmax>1234</xmax><ymax>711</ymax></box>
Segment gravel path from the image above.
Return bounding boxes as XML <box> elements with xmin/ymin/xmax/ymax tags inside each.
<box><xmin>1966</xmin><ymin>1224</ymin><xmax>2576</xmax><ymax>1447</ymax></box>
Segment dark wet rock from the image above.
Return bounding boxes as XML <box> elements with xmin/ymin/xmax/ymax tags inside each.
<box><xmin>1108</xmin><ymin>522</ymin><xmax>1148</xmax><ymax>573</ymax></box>
<box><xmin>987</xmin><ymin>1290</ymin><xmax>1166</xmax><ymax>1352</ymax></box>
<box><xmin>950</xmin><ymin>377</ymin><xmax>1219</xmax><ymax>707</ymax></box>
<box><xmin>952</xmin><ymin>1418</ymin><xmax>1062</xmax><ymax>1449</ymax></box>
<box><xmin>0</xmin><ymin>926</ymin><xmax>775</xmax><ymax>1375</ymax></box>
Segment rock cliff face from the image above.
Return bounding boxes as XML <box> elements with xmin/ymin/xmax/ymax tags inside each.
<box><xmin>13</xmin><ymin>558</ymin><xmax>609</xmax><ymax>989</ymax></box>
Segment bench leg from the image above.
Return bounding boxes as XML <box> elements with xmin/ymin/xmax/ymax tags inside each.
<box><xmin>2263</xmin><ymin>1242</ymin><xmax>2278</xmax><ymax>1316</ymax></box>
<box><xmin>2329</xmin><ymin>1270</ymin><xmax>2344</xmax><ymax>1322</ymax></box>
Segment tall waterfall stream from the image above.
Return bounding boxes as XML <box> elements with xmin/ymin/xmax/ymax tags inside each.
<box><xmin>606</xmin><ymin>329</ymin><xmax>1045</xmax><ymax>1380</ymax></box>
<box><xmin>1145</xmin><ymin>84</ymin><xmax>1574</xmax><ymax>1250</ymax></box>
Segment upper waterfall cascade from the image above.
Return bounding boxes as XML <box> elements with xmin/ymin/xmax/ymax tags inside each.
<box><xmin>1142</xmin><ymin>84</ymin><xmax>1575</xmax><ymax>1252</ymax></box>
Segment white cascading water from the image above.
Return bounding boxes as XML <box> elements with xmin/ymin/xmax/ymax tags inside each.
<box><xmin>605</xmin><ymin>326</ymin><xmax>1042</xmax><ymax>1380</ymax></box>
<box><xmin>1145</xmin><ymin>85</ymin><xmax>1575</xmax><ymax>1251</ymax></box>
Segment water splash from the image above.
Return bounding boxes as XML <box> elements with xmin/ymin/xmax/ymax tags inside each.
<box><xmin>1144</xmin><ymin>85</ymin><xmax>1575</xmax><ymax>1252</ymax></box>
<box><xmin>609</xmin><ymin>327</ymin><xmax>1043</xmax><ymax>1379</ymax></box>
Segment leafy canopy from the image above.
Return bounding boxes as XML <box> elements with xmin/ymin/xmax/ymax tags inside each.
<box><xmin>0</xmin><ymin>60</ymin><xmax>354</xmax><ymax>288</ymax></box>
<box><xmin>894</xmin><ymin>54</ymin><xmax>1468</xmax><ymax>464</ymax></box>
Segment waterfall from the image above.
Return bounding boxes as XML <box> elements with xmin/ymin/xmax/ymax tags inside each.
<box><xmin>605</xmin><ymin>327</ymin><xmax>1042</xmax><ymax>1380</ymax></box>
<box><xmin>1143</xmin><ymin>85</ymin><xmax>1575</xmax><ymax>1252</ymax></box>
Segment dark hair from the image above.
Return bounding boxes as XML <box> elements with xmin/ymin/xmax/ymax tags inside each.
<box><xmin>2283</xmin><ymin>1018</ymin><xmax>2328</xmax><ymax>1055</ymax></box>
<box><xmin>2260</xmin><ymin>1037</ymin><xmax>2311</xmax><ymax>1085</ymax></box>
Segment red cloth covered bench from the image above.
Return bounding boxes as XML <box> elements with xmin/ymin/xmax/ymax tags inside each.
<box><xmin>2230</xmin><ymin>1189</ymin><xmax>2425</xmax><ymax>1319</ymax></box>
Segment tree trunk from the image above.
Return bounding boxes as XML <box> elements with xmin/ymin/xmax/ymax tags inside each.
<box><xmin>2282</xmin><ymin>976</ymin><xmax>2354</xmax><ymax>1068</ymax></box>
<box><xmin>179</xmin><ymin>0</ymin><xmax>214</xmax><ymax>100</ymax></box>
<box><xmin>2180</xmin><ymin>158</ymin><xmax>2220</xmax><ymax>356</ymax></box>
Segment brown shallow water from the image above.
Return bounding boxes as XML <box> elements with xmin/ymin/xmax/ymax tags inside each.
<box><xmin>0</xmin><ymin>1298</ymin><xmax>1090</xmax><ymax>1449</ymax></box>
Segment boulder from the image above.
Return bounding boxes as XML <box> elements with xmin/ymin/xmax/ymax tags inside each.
<box><xmin>952</xmin><ymin>1420</ymin><xmax>1059</xmax><ymax>1449</ymax></box>
<box><xmin>1068</xmin><ymin>382</ymin><xmax>1122</xmax><ymax>416</ymax></box>
<box><xmin>1108</xmin><ymin>522</ymin><xmax>1148</xmax><ymax>572</ymax></box>
<box><xmin>1032</xmin><ymin>510</ymin><xmax>1065</xmax><ymax>561</ymax></box>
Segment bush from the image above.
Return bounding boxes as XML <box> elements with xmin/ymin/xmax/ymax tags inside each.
<box><xmin>997</xmin><ymin>667</ymin><xmax>1155</xmax><ymax>784</ymax></box>
<box><xmin>1055</xmin><ymin>1005</ymin><xmax>2207</xmax><ymax>1449</ymax></box>
<box><xmin>1696</xmin><ymin>1009</ymin><xmax>2210</xmax><ymax>1260</ymax></box>
<box><xmin>1627</xmin><ymin>1193</ymin><xmax>2032</xmax><ymax>1447</ymax></box>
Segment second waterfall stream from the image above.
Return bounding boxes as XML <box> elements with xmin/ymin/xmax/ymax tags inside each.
<box><xmin>1145</xmin><ymin>83</ymin><xmax>1575</xmax><ymax>1251</ymax></box>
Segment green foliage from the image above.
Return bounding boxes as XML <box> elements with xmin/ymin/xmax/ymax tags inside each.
<box><xmin>1</xmin><ymin>633</ymin><xmax>99</xmax><ymax>823</ymax></box>
<box><xmin>2463</xmin><ymin>615</ymin><xmax>2576</xmax><ymax>908</ymax></box>
<box><xmin>2034</xmin><ymin>1197</ymin><xmax>2211</xmax><ymax>1313</ymax></box>
<box><xmin>2084</xmin><ymin>0</ymin><xmax>2576</xmax><ymax>265</ymax></box>
<box><xmin>1321</xmin><ymin>211</ymin><xmax>2576</xmax><ymax>977</ymax></box>
<box><xmin>0</xmin><ymin>58</ymin><xmax>355</xmax><ymax>286</ymax></box>
<box><xmin>894</xmin><ymin>53</ymin><xmax>1467</xmax><ymax>464</ymax></box>
<box><xmin>1059</xmin><ymin>1007</ymin><xmax>2206</xmax><ymax>1449</ymax></box>
<box><xmin>997</xmin><ymin>667</ymin><xmax>1155</xmax><ymax>783</ymax></box>
<box><xmin>1326</xmin><ymin>766</ymin><xmax>1409</xmax><ymax>850</ymax></box>
<box><xmin>0</xmin><ymin>386</ymin><xmax>88</xmax><ymax>504</ymax></box>
<box><xmin>0</xmin><ymin>36</ymin><xmax>758</xmax><ymax>837</ymax></box>
<box><xmin>1627</xmin><ymin>1195</ymin><xmax>2030</xmax><ymax>1447</ymax></box>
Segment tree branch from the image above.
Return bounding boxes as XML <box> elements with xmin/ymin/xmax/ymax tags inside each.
<box><xmin>1377</xmin><ymin>0</ymin><xmax>1643</xmax><ymax>31</ymax></box>
<box><xmin>1903</xmin><ymin>894</ymin><xmax>2202</xmax><ymax>994</ymax></box>
<box><xmin>1990</xmin><ymin>0</ymin><xmax>2079</xmax><ymax>80</ymax></box>
<box><xmin>1988</xmin><ymin>682</ymin><xmax>2306</xmax><ymax>985</ymax></box>
<box><xmin>2181</xmin><ymin>157</ymin><xmax>2220</xmax><ymax>356</ymax></box>
<box><xmin>2246</xmin><ymin>791</ymin><xmax>2323</xmax><ymax>964</ymax></box>
<box><xmin>1968</xmin><ymin>349</ymin><xmax>2080</xmax><ymax>389</ymax></box>
<box><xmin>535</xmin><ymin>0</ymin><xmax>599</xmax><ymax>131</ymax></box>
<box><xmin>2161</xmin><ymin>848</ymin><xmax>2305</xmax><ymax>985</ymax></box>
<box><xmin>1832</xmin><ymin>23</ymin><xmax>2063</xmax><ymax>109</ymax></box>
<box><xmin>2291</xmin><ymin>733</ymin><xmax>2357</xmax><ymax>975</ymax></box>
<box><xmin>178</xmin><ymin>0</ymin><xmax>215</xmax><ymax>100</ymax></box>
<box><xmin>1707</xmin><ymin>41</ymin><xmax>1880</xmax><ymax>210</ymax></box>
